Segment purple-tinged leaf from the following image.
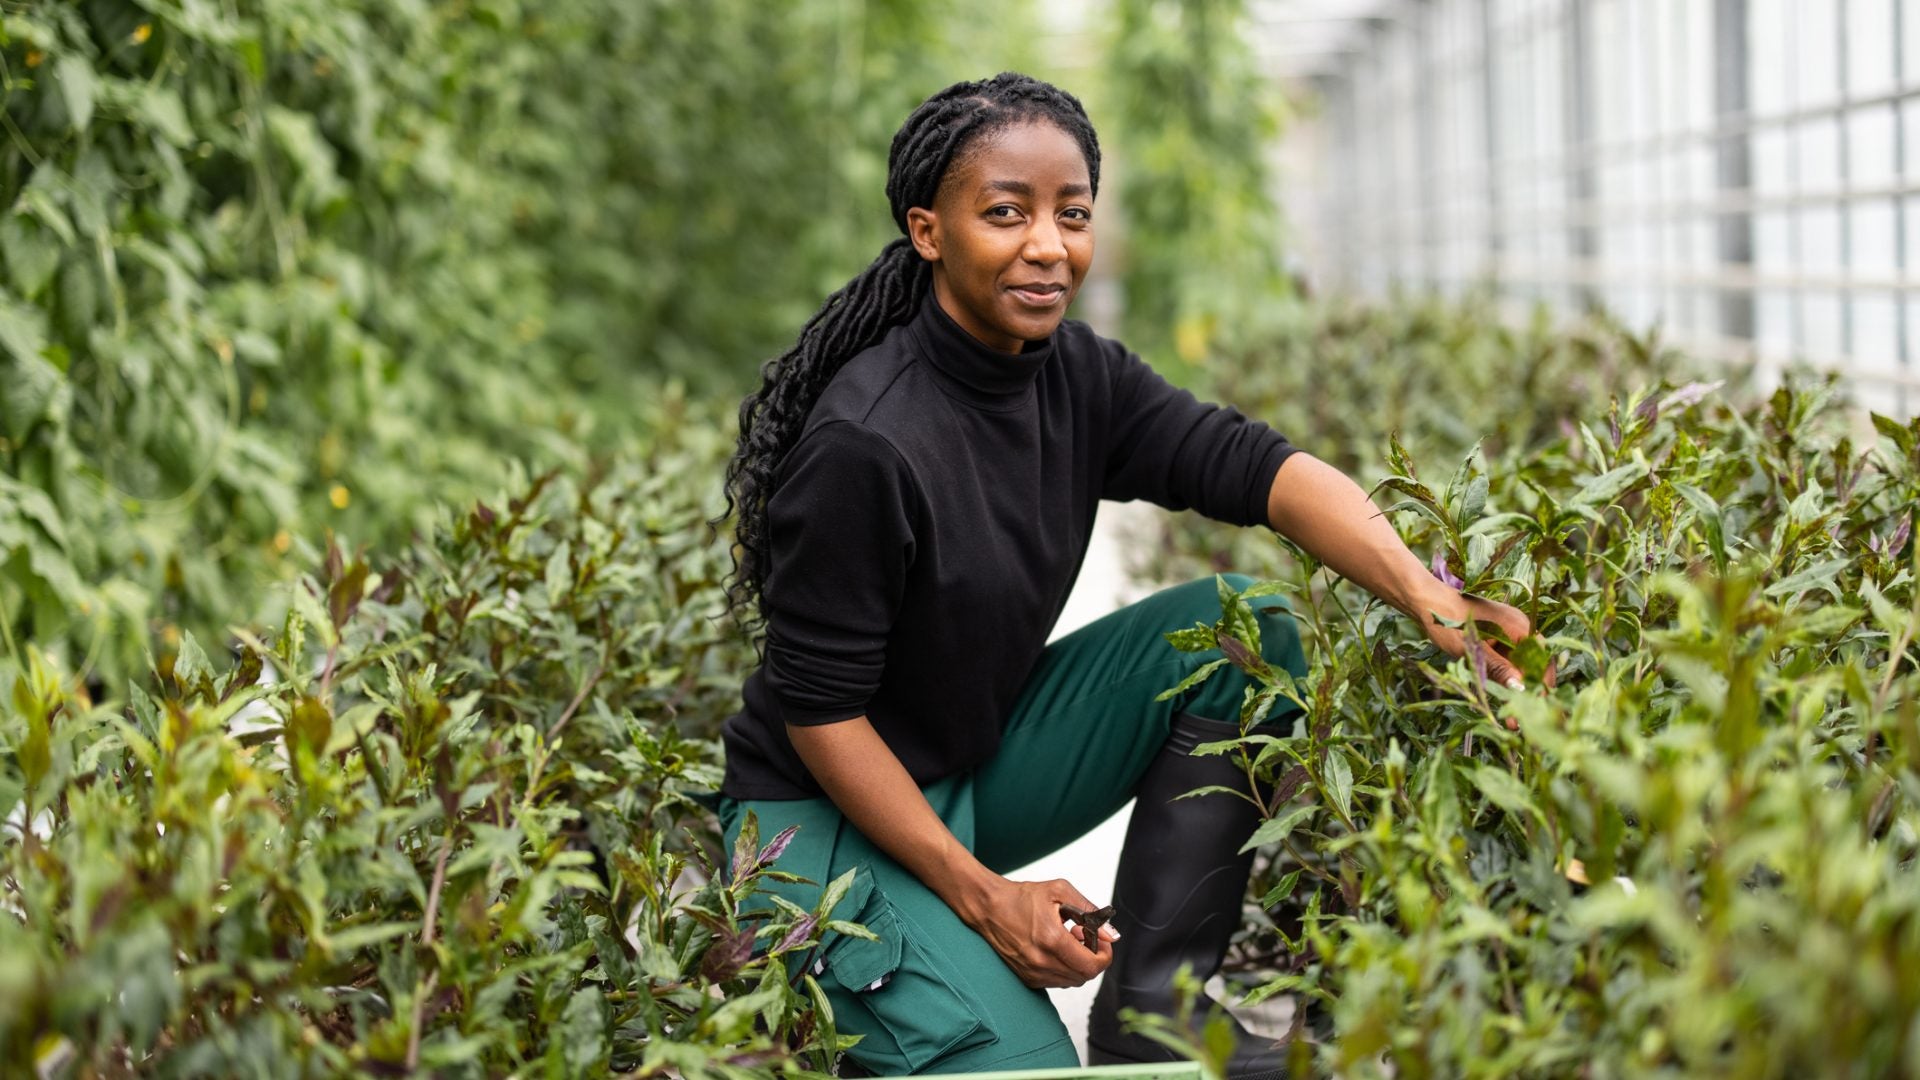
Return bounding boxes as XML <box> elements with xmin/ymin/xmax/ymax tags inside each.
<box><xmin>1634</xmin><ymin>394</ymin><xmax>1660</xmax><ymax>425</ymax></box>
<box><xmin>774</xmin><ymin>914</ymin><xmax>818</xmax><ymax>955</ymax></box>
<box><xmin>699</xmin><ymin>926</ymin><xmax>755</xmax><ymax>983</ymax></box>
<box><xmin>1430</xmin><ymin>550</ymin><xmax>1465</xmax><ymax>590</ymax></box>
<box><xmin>1268</xmin><ymin>765</ymin><xmax>1310</xmax><ymax>815</ymax></box>
<box><xmin>1607</xmin><ymin>411</ymin><xmax>1622</xmax><ymax>449</ymax></box>
<box><xmin>1892</xmin><ymin>513</ymin><xmax>1912</xmax><ymax>559</ymax></box>
<box><xmin>1217</xmin><ymin>634</ymin><xmax>1267</xmax><ymax>676</ymax></box>
<box><xmin>758</xmin><ymin>825</ymin><xmax>799</xmax><ymax>868</ymax></box>
<box><xmin>1378</xmin><ymin>476</ymin><xmax>1442</xmax><ymax>508</ymax></box>
<box><xmin>730</xmin><ymin>811</ymin><xmax>760</xmax><ymax>885</ymax></box>
<box><xmin>1464</xmin><ymin>635</ymin><xmax>1490</xmax><ymax>690</ymax></box>
<box><xmin>1387</xmin><ymin>429</ymin><xmax>1419</xmax><ymax>480</ymax></box>
<box><xmin>1658</xmin><ymin>379</ymin><xmax>1723</xmax><ymax>411</ymax></box>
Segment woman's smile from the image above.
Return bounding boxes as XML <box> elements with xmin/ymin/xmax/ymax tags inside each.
<box><xmin>1008</xmin><ymin>281</ymin><xmax>1069</xmax><ymax>308</ymax></box>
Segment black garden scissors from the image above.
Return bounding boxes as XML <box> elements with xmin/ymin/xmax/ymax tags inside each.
<box><xmin>1059</xmin><ymin>903</ymin><xmax>1116</xmax><ymax>953</ymax></box>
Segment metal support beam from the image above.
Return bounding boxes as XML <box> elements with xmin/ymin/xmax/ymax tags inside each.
<box><xmin>1564</xmin><ymin>0</ymin><xmax>1597</xmax><ymax>310</ymax></box>
<box><xmin>1417</xmin><ymin>1</ymin><xmax>1441</xmax><ymax>291</ymax></box>
<box><xmin>1900</xmin><ymin>0</ymin><xmax>1912</xmax><ymax>416</ymax></box>
<box><xmin>1712</xmin><ymin>0</ymin><xmax>1754</xmax><ymax>340</ymax></box>
<box><xmin>1479</xmin><ymin>0</ymin><xmax>1502</xmax><ymax>275</ymax></box>
<box><xmin>1838</xmin><ymin>0</ymin><xmax>1855</xmax><ymax>365</ymax></box>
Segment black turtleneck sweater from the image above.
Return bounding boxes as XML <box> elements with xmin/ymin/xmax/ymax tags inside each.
<box><xmin>718</xmin><ymin>292</ymin><xmax>1301</xmax><ymax>800</ymax></box>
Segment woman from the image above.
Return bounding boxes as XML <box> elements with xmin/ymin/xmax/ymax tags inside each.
<box><xmin>709</xmin><ymin>73</ymin><xmax>1537</xmax><ymax>1077</ymax></box>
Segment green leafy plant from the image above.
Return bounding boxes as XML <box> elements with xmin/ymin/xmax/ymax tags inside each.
<box><xmin>0</xmin><ymin>433</ymin><xmax>873</xmax><ymax>1077</ymax></box>
<box><xmin>1162</xmin><ymin>375</ymin><xmax>1920</xmax><ymax>1076</ymax></box>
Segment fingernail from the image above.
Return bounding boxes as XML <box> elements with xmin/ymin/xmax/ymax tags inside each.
<box><xmin>1505</xmin><ymin>677</ymin><xmax>1524</xmax><ymax>690</ymax></box>
<box><xmin>1103</xmin><ymin>926</ymin><xmax>1122</xmax><ymax>941</ymax></box>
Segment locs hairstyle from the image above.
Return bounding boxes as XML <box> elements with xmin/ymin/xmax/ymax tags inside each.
<box><xmin>711</xmin><ymin>73</ymin><xmax>1102</xmax><ymax>635</ymax></box>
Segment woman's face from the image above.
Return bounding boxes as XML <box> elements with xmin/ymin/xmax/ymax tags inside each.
<box><xmin>906</xmin><ymin>120</ymin><xmax>1095</xmax><ymax>354</ymax></box>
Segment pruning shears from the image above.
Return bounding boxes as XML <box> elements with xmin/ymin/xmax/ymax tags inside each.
<box><xmin>1059</xmin><ymin>903</ymin><xmax>1116</xmax><ymax>953</ymax></box>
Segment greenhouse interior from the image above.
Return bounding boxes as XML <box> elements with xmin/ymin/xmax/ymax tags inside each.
<box><xmin>1</xmin><ymin>1</ymin><xmax>1916</xmax><ymax>1077</ymax></box>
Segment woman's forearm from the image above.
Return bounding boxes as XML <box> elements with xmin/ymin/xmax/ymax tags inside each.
<box><xmin>1265</xmin><ymin>453</ymin><xmax>1544</xmax><ymax>691</ymax></box>
<box><xmin>785</xmin><ymin>716</ymin><xmax>1003</xmax><ymax>923</ymax></box>
<box><xmin>1265</xmin><ymin>453</ymin><xmax>1460</xmax><ymax>623</ymax></box>
<box><xmin>787</xmin><ymin>718</ymin><xmax>1113</xmax><ymax>988</ymax></box>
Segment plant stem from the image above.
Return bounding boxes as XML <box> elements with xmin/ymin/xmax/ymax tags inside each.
<box><xmin>421</xmin><ymin>832</ymin><xmax>452</xmax><ymax>947</ymax></box>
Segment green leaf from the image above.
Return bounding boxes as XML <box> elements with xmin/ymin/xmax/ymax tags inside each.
<box><xmin>286</xmin><ymin>695</ymin><xmax>332</xmax><ymax>756</ymax></box>
<box><xmin>1376</xmin><ymin>476</ymin><xmax>1442</xmax><ymax>509</ymax></box>
<box><xmin>1164</xmin><ymin>624</ymin><xmax>1217</xmax><ymax>653</ymax></box>
<box><xmin>134</xmin><ymin>86</ymin><xmax>193</xmax><ymax>146</ymax></box>
<box><xmin>1466</xmin><ymin>764</ymin><xmax>1535</xmax><ymax>819</ymax></box>
<box><xmin>325</xmin><ymin>921</ymin><xmax>415</xmax><ymax>953</ymax></box>
<box><xmin>1860</xmin><ymin>579</ymin><xmax>1910</xmax><ymax>641</ymax></box>
<box><xmin>1458</xmin><ymin>473</ymin><xmax>1489</xmax><ymax>526</ymax></box>
<box><xmin>0</xmin><ymin>296</ymin><xmax>49</xmax><ymax>365</ymax></box>
<box><xmin>559</xmin><ymin>987</ymin><xmax>610</xmax><ymax>1073</ymax></box>
<box><xmin>1763</xmin><ymin>557</ymin><xmax>1849</xmax><ymax>600</ymax></box>
<box><xmin>1156</xmin><ymin>657</ymin><xmax>1230</xmax><ymax>701</ymax></box>
<box><xmin>1572</xmin><ymin>462</ymin><xmax>1648</xmax><ymax>508</ymax></box>
<box><xmin>1240</xmin><ymin>804</ymin><xmax>1316</xmax><ymax>854</ymax></box>
<box><xmin>815</xmin><ymin>867</ymin><xmax>859</xmax><ymax>921</ymax></box>
<box><xmin>1873</xmin><ymin>412</ymin><xmax>1917</xmax><ymax>460</ymax></box>
<box><xmin>1170</xmin><ymin>784</ymin><xmax>1256</xmax><ymax>803</ymax></box>
<box><xmin>0</xmin><ymin>215</ymin><xmax>61</xmax><ymax>297</ymax></box>
<box><xmin>54</xmin><ymin>55</ymin><xmax>95</xmax><ymax>132</ymax></box>
<box><xmin>544</xmin><ymin>543</ymin><xmax>572</xmax><ymax>607</ymax></box>
<box><xmin>1239</xmin><ymin>974</ymin><xmax>1306</xmax><ymax>1009</ymax></box>
<box><xmin>1386</xmin><ymin>429</ymin><xmax>1418</xmax><ymax>479</ymax></box>
<box><xmin>0</xmin><ymin>302</ymin><xmax>60</xmax><ymax>438</ymax></box>
<box><xmin>1260</xmin><ymin>869</ymin><xmax>1303</xmax><ymax>908</ymax></box>
<box><xmin>1324</xmin><ymin>751</ymin><xmax>1353</xmax><ymax>821</ymax></box>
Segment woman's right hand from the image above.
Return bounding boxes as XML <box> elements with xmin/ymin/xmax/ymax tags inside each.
<box><xmin>959</xmin><ymin>875</ymin><xmax>1116</xmax><ymax>989</ymax></box>
<box><xmin>785</xmin><ymin>717</ymin><xmax>1117</xmax><ymax>988</ymax></box>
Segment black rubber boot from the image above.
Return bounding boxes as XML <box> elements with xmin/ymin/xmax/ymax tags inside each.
<box><xmin>1086</xmin><ymin>711</ymin><xmax>1302</xmax><ymax>1080</ymax></box>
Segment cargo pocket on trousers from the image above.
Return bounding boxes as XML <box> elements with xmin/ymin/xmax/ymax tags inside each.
<box><xmin>818</xmin><ymin>868</ymin><xmax>998</xmax><ymax>1073</ymax></box>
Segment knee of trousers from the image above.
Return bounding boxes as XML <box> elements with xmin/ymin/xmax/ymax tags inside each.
<box><xmin>1171</xmin><ymin>572</ymin><xmax>1309</xmax><ymax>728</ymax></box>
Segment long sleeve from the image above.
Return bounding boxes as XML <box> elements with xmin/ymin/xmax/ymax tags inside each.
<box><xmin>1101</xmin><ymin>342</ymin><xmax>1300</xmax><ymax>527</ymax></box>
<box><xmin>719</xmin><ymin>302</ymin><xmax>1297</xmax><ymax>800</ymax></box>
<box><xmin>759</xmin><ymin>421</ymin><xmax>921</xmax><ymax>727</ymax></box>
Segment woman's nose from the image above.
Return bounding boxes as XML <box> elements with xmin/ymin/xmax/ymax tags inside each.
<box><xmin>1023</xmin><ymin>219</ymin><xmax>1068</xmax><ymax>264</ymax></box>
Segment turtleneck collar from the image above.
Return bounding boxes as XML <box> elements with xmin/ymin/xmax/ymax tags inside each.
<box><xmin>908</xmin><ymin>288</ymin><xmax>1055</xmax><ymax>407</ymax></box>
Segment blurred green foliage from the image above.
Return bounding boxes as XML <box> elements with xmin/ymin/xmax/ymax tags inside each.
<box><xmin>1102</xmin><ymin>0</ymin><xmax>1291</xmax><ymax>377</ymax></box>
<box><xmin>0</xmin><ymin>0</ymin><xmax>994</xmax><ymax>690</ymax></box>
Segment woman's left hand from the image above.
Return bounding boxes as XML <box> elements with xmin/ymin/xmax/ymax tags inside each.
<box><xmin>1411</xmin><ymin>584</ymin><xmax>1556</xmax><ymax>703</ymax></box>
<box><xmin>1257</xmin><ymin>453</ymin><xmax>1556</xmax><ymax>709</ymax></box>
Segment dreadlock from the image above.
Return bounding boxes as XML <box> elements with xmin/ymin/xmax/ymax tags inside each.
<box><xmin>711</xmin><ymin>73</ymin><xmax>1102</xmax><ymax>635</ymax></box>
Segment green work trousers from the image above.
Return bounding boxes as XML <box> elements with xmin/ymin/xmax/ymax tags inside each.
<box><xmin>711</xmin><ymin>574</ymin><xmax>1308</xmax><ymax>1075</ymax></box>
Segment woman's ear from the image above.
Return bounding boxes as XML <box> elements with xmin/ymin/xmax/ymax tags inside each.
<box><xmin>906</xmin><ymin>206</ymin><xmax>940</xmax><ymax>263</ymax></box>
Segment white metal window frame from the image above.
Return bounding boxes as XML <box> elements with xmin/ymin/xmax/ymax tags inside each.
<box><xmin>1296</xmin><ymin>0</ymin><xmax>1920</xmax><ymax>418</ymax></box>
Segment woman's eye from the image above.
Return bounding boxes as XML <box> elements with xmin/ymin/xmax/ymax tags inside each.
<box><xmin>988</xmin><ymin>205</ymin><xmax>1019</xmax><ymax>219</ymax></box>
<box><xmin>1064</xmin><ymin>207</ymin><xmax>1091</xmax><ymax>222</ymax></box>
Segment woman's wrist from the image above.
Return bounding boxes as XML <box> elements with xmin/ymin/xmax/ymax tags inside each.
<box><xmin>940</xmin><ymin>859</ymin><xmax>1007</xmax><ymax>928</ymax></box>
<box><xmin>1392</xmin><ymin>564</ymin><xmax>1466</xmax><ymax>626</ymax></box>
